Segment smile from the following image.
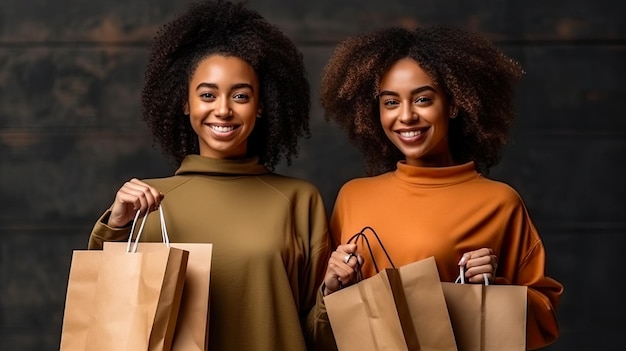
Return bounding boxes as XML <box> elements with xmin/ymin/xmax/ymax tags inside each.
<box><xmin>210</xmin><ymin>125</ymin><xmax>237</xmax><ymax>133</ymax></box>
<box><xmin>399</xmin><ymin>130</ymin><xmax>421</xmax><ymax>138</ymax></box>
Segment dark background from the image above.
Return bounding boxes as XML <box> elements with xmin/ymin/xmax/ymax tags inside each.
<box><xmin>1</xmin><ymin>0</ymin><xmax>623</xmax><ymax>349</ymax></box>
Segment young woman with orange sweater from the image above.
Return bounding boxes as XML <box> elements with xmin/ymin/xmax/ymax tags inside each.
<box><xmin>306</xmin><ymin>26</ymin><xmax>563</xmax><ymax>350</ymax></box>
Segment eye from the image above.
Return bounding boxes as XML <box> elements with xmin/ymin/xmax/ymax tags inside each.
<box><xmin>415</xmin><ymin>96</ymin><xmax>432</xmax><ymax>104</ymax></box>
<box><xmin>200</xmin><ymin>92</ymin><xmax>215</xmax><ymax>100</ymax></box>
<box><xmin>382</xmin><ymin>99</ymin><xmax>399</xmax><ymax>107</ymax></box>
<box><xmin>233</xmin><ymin>92</ymin><xmax>250</xmax><ymax>102</ymax></box>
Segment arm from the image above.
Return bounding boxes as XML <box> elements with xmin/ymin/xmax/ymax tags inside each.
<box><xmin>88</xmin><ymin>210</ymin><xmax>133</xmax><ymax>249</ymax></box>
<box><xmin>304</xmin><ymin>189</ymin><xmax>344</xmax><ymax>350</ymax></box>
<box><xmin>87</xmin><ymin>178</ymin><xmax>163</xmax><ymax>249</ymax></box>
<box><xmin>516</xmin><ymin>240</ymin><xmax>563</xmax><ymax>350</ymax></box>
<box><xmin>500</xmin><ymin>202</ymin><xmax>563</xmax><ymax>350</ymax></box>
<box><xmin>294</xmin><ymin>189</ymin><xmax>334</xmax><ymax>349</ymax></box>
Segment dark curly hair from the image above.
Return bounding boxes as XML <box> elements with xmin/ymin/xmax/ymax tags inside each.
<box><xmin>141</xmin><ymin>0</ymin><xmax>310</xmax><ymax>170</ymax></box>
<box><xmin>320</xmin><ymin>26</ymin><xmax>523</xmax><ymax>175</ymax></box>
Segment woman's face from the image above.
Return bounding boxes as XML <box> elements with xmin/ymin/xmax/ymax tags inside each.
<box><xmin>378</xmin><ymin>57</ymin><xmax>454</xmax><ymax>167</ymax></box>
<box><xmin>185</xmin><ymin>55</ymin><xmax>260</xmax><ymax>159</ymax></box>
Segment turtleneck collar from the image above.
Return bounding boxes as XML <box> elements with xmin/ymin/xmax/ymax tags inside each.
<box><xmin>392</xmin><ymin>161</ymin><xmax>480</xmax><ymax>186</ymax></box>
<box><xmin>175</xmin><ymin>155</ymin><xmax>270</xmax><ymax>176</ymax></box>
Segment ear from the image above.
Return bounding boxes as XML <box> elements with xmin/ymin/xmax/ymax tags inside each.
<box><xmin>257</xmin><ymin>108</ymin><xmax>262</xmax><ymax>118</ymax></box>
<box><xmin>449</xmin><ymin>105</ymin><xmax>459</xmax><ymax>119</ymax></box>
<box><xmin>183</xmin><ymin>102</ymin><xmax>190</xmax><ymax>115</ymax></box>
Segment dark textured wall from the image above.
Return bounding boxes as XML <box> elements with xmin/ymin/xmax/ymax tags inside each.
<box><xmin>1</xmin><ymin>0</ymin><xmax>623</xmax><ymax>349</ymax></box>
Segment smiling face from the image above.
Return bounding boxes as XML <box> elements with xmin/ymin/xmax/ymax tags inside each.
<box><xmin>185</xmin><ymin>55</ymin><xmax>260</xmax><ymax>160</ymax></box>
<box><xmin>378</xmin><ymin>57</ymin><xmax>455</xmax><ymax>168</ymax></box>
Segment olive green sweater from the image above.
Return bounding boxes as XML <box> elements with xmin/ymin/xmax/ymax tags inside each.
<box><xmin>89</xmin><ymin>155</ymin><xmax>331</xmax><ymax>351</ymax></box>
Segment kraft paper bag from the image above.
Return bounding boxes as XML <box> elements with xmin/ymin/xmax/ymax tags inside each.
<box><xmin>104</xmin><ymin>205</ymin><xmax>213</xmax><ymax>351</ymax></box>
<box><xmin>441</xmin><ymin>271</ymin><xmax>528</xmax><ymax>351</ymax></box>
<box><xmin>105</xmin><ymin>242</ymin><xmax>213</xmax><ymax>351</ymax></box>
<box><xmin>325</xmin><ymin>267</ymin><xmax>419</xmax><ymax>351</ymax></box>
<box><xmin>398</xmin><ymin>257</ymin><xmax>458</xmax><ymax>351</ymax></box>
<box><xmin>60</xmin><ymin>206</ymin><xmax>189</xmax><ymax>351</ymax></box>
<box><xmin>326</xmin><ymin>227</ymin><xmax>457</xmax><ymax>351</ymax></box>
<box><xmin>59</xmin><ymin>245</ymin><xmax>188</xmax><ymax>351</ymax></box>
<box><xmin>59</xmin><ymin>250</ymin><xmax>102</xmax><ymax>350</ymax></box>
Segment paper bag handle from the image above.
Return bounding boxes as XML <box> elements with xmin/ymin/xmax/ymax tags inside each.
<box><xmin>454</xmin><ymin>265</ymin><xmax>490</xmax><ymax>285</ymax></box>
<box><xmin>347</xmin><ymin>226</ymin><xmax>395</xmax><ymax>274</ymax></box>
<box><xmin>126</xmin><ymin>204</ymin><xmax>171</xmax><ymax>253</ymax></box>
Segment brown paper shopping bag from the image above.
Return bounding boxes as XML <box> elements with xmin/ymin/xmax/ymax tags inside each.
<box><xmin>398</xmin><ymin>257</ymin><xmax>458</xmax><ymax>351</ymax></box>
<box><xmin>325</xmin><ymin>227</ymin><xmax>457</xmax><ymax>351</ymax></box>
<box><xmin>104</xmin><ymin>205</ymin><xmax>213</xmax><ymax>351</ymax></box>
<box><xmin>325</xmin><ymin>267</ymin><xmax>419</xmax><ymax>351</ymax></box>
<box><xmin>441</xmin><ymin>267</ymin><xmax>528</xmax><ymax>351</ymax></box>
<box><xmin>60</xmin><ymin>206</ymin><xmax>189</xmax><ymax>351</ymax></box>
<box><xmin>168</xmin><ymin>243</ymin><xmax>212</xmax><ymax>351</ymax></box>
<box><xmin>105</xmin><ymin>240</ymin><xmax>213</xmax><ymax>351</ymax></box>
<box><xmin>59</xmin><ymin>250</ymin><xmax>103</xmax><ymax>350</ymax></box>
<box><xmin>87</xmin><ymin>245</ymin><xmax>188</xmax><ymax>351</ymax></box>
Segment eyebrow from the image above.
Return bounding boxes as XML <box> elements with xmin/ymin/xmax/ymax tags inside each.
<box><xmin>195</xmin><ymin>82</ymin><xmax>255</xmax><ymax>92</ymax></box>
<box><xmin>379</xmin><ymin>86</ymin><xmax>437</xmax><ymax>97</ymax></box>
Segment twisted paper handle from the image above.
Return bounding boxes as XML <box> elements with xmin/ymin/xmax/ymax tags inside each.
<box><xmin>454</xmin><ymin>265</ymin><xmax>490</xmax><ymax>285</ymax></box>
<box><xmin>126</xmin><ymin>204</ymin><xmax>171</xmax><ymax>253</ymax></box>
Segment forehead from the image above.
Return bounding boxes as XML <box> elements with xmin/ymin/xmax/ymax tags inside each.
<box><xmin>380</xmin><ymin>57</ymin><xmax>433</xmax><ymax>88</ymax></box>
<box><xmin>191</xmin><ymin>55</ymin><xmax>258</xmax><ymax>85</ymax></box>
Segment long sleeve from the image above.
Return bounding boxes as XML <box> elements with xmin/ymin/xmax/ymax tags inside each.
<box><xmin>499</xmin><ymin>203</ymin><xmax>563</xmax><ymax>350</ymax></box>
<box><xmin>301</xmin><ymin>191</ymin><xmax>335</xmax><ymax>350</ymax></box>
<box><xmin>305</xmin><ymin>288</ymin><xmax>338</xmax><ymax>351</ymax></box>
<box><xmin>517</xmin><ymin>240</ymin><xmax>562</xmax><ymax>350</ymax></box>
<box><xmin>87</xmin><ymin>210</ymin><xmax>132</xmax><ymax>250</ymax></box>
<box><xmin>322</xmin><ymin>166</ymin><xmax>564</xmax><ymax>349</ymax></box>
<box><xmin>299</xmin><ymin>190</ymin><xmax>332</xmax><ymax>316</ymax></box>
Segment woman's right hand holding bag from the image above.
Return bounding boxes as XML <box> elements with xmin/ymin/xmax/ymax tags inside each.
<box><xmin>107</xmin><ymin>178</ymin><xmax>164</xmax><ymax>228</ymax></box>
<box><xmin>322</xmin><ymin>243</ymin><xmax>362</xmax><ymax>296</ymax></box>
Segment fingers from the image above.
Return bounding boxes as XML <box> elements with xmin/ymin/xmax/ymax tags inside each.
<box><xmin>108</xmin><ymin>179</ymin><xmax>164</xmax><ymax>228</ymax></box>
<box><xmin>334</xmin><ymin>244</ymin><xmax>358</xmax><ymax>264</ymax></box>
<box><xmin>459</xmin><ymin>248</ymin><xmax>498</xmax><ymax>284</ymax></box>
<box><xmin>323</xmin><ymin>244</ymin><xmax>362</xmax><ymax>295</ymax></box>
<box><xmin>120</xmin><ymin>179</ymin><xmax>163</xmax><ymax>213</ymax></box>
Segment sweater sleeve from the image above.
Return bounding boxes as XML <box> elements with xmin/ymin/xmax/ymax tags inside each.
<box><xmin>304</xmin><ymin>187</ymin><xmax>347</xmax><ymax>350</ymax></box>
<box><xmin>518</xmin><ymin>239</ymin><xmax>563</xmax><ymax>350</ymax></box>
<box><xmin>300</xmin><ymin>189</ymin><xmax>333</xmax><ymax>349</ymax></box>
<box><xmin>500</xmin><ymin>202</ymin><xmax>563</xmax><ymax>350</ymax></box>
<box><xmin>87</xmin><ymin>210</ymin><xmax>132</xmax><ymax>250</ymax></box>
<box><xmin>305</xmin><ymin>287</ymin><xmax>338</xmax><ymax>351</ymax></box>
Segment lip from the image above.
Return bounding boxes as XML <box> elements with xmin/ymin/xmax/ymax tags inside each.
<box><xmin>205</xmin><ymin>123</ymin><xmax>240</xmax><ymax>139</ymax></box>
<box><xmin>395</xmin><ymin>127</ymin><xmax>429</xmax><ymax>143</ymax></box>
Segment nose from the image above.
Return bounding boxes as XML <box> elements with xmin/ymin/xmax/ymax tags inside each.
<box><xmin>399</xmin><ymin>104</ymin><xmax>417</xmax><ymax>123</ymax></box>
<box><xmin>215</xmin><ymin>97</ymin><xmax>232</xmax><ymax>119</ymax></box>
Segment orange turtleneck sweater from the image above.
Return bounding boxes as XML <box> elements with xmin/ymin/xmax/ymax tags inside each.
<box><xmin>329</xmin><ymin>161</ymin><xmax>563</xmax><ymax>350</ymax></box>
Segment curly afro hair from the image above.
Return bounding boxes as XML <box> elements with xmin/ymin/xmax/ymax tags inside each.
<box><xmin>141</xmin><ymin>0</ymin><xmax>310</xmax><ymax>170</ymax></box>
<box><xmin>320</xmin><ymin>26</ymin><xmax>523</xmax><ymax>175</ymax></box>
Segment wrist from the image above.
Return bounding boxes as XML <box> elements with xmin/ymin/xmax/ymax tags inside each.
<box><xmin>103</xmin><ymin>211</ymin><xmax>130</xmax><ymax>229</ymax></box>
<box><xmin>322</xmin><ymin>283</ymin><xmax>336</xmax><ymax>296</ymax></box>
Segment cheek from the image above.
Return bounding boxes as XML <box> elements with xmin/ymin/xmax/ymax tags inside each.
<box><xmin>379</xmin><ymin>112</ymin><xmax>392</xmax><ymax>131</ymax></box>
<box><xmin>189</xmin><ymin>100</ymin><xmax>213</xmax><ymax>117</ymax></box>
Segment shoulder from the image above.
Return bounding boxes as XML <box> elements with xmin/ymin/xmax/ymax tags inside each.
<box><xmin>341</xmin><ymin>173</ymin><xmax>390</xmax><ymax>190</ymax></box>
<box><xmin>473</xmin><ymin>176</ymin><xmax>525</xmax><ymax>208</ymax></box>
<box><xmin>259</xmin><ymin>173</ymin><xmax>321</xmax><ymax>193</ymax></box>
<box><xmin>256</xmin><ymin>173</ymin><xmax>325</xmax><ymax>206</ymax></box>
<box><xmin>336</xmin><ymin>173</ymin><xmax>391</xmax><ymax>197</ymax></box>
<box><xmin>142</xmin><ymin>175</ymin><xmax>194</xmax><ymax>194</ymax></box>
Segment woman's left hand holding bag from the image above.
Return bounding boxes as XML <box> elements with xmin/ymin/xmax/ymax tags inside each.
<box><xmin>458</xmin><ymin>248</ymin><xmax>498</xmax><ymax>284</ymax></box>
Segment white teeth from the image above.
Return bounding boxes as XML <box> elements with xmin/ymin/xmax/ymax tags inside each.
<box><xmin>211</xmin><ymin>125</ymin><xmax>235</xmax><ymax>133</ymax></box>
<box><xmin>400</xmin><ymin>130</ymin><xmax>421</xmax><ymax>138</ymax></box>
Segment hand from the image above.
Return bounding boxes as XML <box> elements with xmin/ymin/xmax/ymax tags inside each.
<box><xmin>458</xmin><ymin>248</ymin><xmax>498</xmax><ymax>284</ymax></box>
<box><xmin>322</xmin><ymin>244</ymin><xmax>361</xmax><ymax>296</ymax></box>
<box><xmin>107</xmin><ymin>178</ymin><xmax>164</xmax><ymax>228</ymax></box>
